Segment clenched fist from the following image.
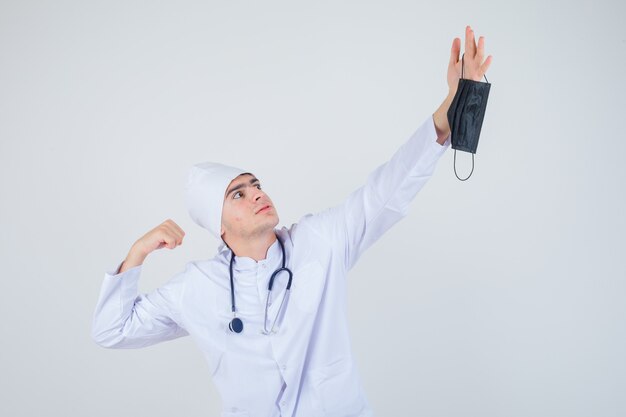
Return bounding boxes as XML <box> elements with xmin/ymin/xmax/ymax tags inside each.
<box><xmin>118</xmin><ymin>219</ymin><xmax>186</xmax><ymax>274</ymax></box>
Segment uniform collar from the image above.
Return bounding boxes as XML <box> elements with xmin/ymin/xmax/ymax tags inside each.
<box><xmin>218</xmin><ymin>233</ymin><xmax>282</xmax><ymax>272</ymax></box>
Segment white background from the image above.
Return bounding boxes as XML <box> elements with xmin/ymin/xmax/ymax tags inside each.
<box><xmin>1</xmin><ymin>1</ymin><xmax>625</xmax><ymax>416</ymax></box>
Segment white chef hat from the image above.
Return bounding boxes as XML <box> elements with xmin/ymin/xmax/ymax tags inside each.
<box><xmin>184</xmin><ymin>162</ymin><xmax>248</xmax><ymax>241</ymax></box>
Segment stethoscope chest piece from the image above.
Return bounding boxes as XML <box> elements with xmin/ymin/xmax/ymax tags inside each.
<box><xmin>229</xmin><ymin>317</ymin><xmax>243</xmax><ymax>333</ymax></box>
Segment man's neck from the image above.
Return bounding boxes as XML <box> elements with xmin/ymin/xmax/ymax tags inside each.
<box><xmin>224</xmin><ymin>231</ymin><xmax>277</xmax><ymax>262</ymax></box>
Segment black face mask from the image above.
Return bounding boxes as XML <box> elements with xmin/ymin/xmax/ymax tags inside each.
<box><xmin>446</xmin><ymin>53</ymin><xmax>491</xmax><ymax>181</ymax></box>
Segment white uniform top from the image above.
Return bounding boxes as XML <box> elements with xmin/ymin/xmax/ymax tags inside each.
<box><xmin>92</xmin><ymin>115</ymin><xmax>451</xmax><ymax>417</ymax></box>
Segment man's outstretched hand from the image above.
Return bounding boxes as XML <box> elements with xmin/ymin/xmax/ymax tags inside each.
<box><xmin>434</xmin><ymin>25</ymin><xmax>493</xmax><ymax>144</ymax></box>
<box><xmin>448</xmin><ymin>25</ymin><xmax>493</xmax><ymax>91</ymax></box>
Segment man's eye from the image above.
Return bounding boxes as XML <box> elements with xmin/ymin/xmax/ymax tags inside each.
<box><xmin>256</xmin><ymin>184</ymin><xmax>262</xmax><ymax>190</ymax></box>
<box><xmin>233</xmin><ymin>191</ymin><xmax>243</xmax><ymax>199</ymax></box>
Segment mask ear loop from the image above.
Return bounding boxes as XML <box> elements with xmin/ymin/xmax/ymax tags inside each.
<box><xmin>453</xmin><ymin>53</ymin><xmax>488</xmax><ymax>181</ymax></box>
<box><xmin>454</xmin><ymin>150</ymin><xmax>474</xmax><ymax>181</ymax></box>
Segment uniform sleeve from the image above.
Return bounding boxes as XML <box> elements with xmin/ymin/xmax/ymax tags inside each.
<box><xmin>91</xmin><ymin>261</ymin><xmax>189</xmax><ymax>349</ymax></box>
<box><xmin>300</xmin><ymin>115</ymin><xmax>450</xmax><ymax>272</ymax></box>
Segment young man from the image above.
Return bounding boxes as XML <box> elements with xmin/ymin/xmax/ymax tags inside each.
<box><xmin>92</xmin><ymin>26</ymin><xmax>492</xmax><ymax>417</ymax></box>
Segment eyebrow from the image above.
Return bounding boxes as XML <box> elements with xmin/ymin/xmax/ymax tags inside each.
<box><xmin>225</xmin><ymin>177</ymin><xmax>260</xmax><ymax>198</ymax></box>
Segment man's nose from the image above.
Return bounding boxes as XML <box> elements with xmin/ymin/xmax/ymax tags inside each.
<box><xmin>251</xmin><ymin>187</ymin><xmax>264</xmax><ymax>201</ymax></box>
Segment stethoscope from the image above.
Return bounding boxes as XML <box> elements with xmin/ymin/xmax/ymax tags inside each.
<box><xmin>228</xmin><ymin>235</ymin><xmax>293</xmax><ymax>335</ymax></box>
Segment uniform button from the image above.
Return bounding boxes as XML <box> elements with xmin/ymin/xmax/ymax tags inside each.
<box><xmin>281</xmin><ymin>401</ymin><xmax>286</xmax><ymax>406</ymax></box>
<box><xmin>280</xmin><ymin>364</ymin><xmax>287</xmax><ymax>370</ymax></box>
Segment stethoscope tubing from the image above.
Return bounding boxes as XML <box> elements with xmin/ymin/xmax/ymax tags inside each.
<box><xmin>228</xmin><ymin>235</ymin><xmax>293</xmax><ymax>334</ymax></box>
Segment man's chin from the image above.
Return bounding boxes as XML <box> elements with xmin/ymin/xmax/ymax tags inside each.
<box><xmin>266</xmin><ymin>216</ymin><xmax>279</xmax><ymax>231</ymax></box>
<box><xmin>262</xmin><ymin>216</ymin><xmax>280</xmax><ymax>232</ymax></box>
<box><xmin>249</xmin><ymin>214</ymin><xmax>277</xmax><ymax>229</ymax></box>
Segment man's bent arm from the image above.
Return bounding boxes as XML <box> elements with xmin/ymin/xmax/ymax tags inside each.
<box><xmin>91</xmin><ymin>261</ymin><xmax>188</xmax><ymax>348</ymax></box>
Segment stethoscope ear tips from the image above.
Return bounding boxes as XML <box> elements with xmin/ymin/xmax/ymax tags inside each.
<box><xmin>229</xmin><ymin>317</ymin><xmax>243</xmax><ymax>333</ymax></box>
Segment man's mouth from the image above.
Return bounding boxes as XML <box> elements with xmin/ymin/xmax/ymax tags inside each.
<box><xmin>256</xmin><ymin>205</ymin><xmax>271</xmax><ymax>214</ymax></box>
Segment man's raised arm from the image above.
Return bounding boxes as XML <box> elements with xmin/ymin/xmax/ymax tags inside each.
<box><xmin>300</xmin><ymin>25</ymin><xmax>492</xmax><ymax>272</ymax></box>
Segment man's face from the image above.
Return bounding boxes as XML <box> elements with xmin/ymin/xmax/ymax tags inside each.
<box><xmin>221</xmin><ymin>174</ymin><xmax>279</xmax><ymax>240</ymax></box>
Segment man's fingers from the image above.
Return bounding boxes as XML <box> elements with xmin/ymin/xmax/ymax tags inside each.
<box><xmin>449</xmin><ymin>37</ymin><xmax>460</xmax><ymax>66</ymax></box>
<box><xmin>162</xmin><ymin>231</ymin><xmax>181</xmax><ymax>249</ymax></box>
<box><xmin>167</xmin><ymin>224</ymin><xmax>184</xmax><ymax>244</ymax></box>
<box><xmin>476</xmin><ymin>36</ymin><xmax>485</xmax><ymax>62</ymax></box>
<box><xmin>169</xmin><ymin>221</ymin><xmax>186</xmax><ymax>243</ymax></box>
<box><xmin>165</xmin><ymin>236</ymin><xmax>177</xmax><ymax>249</ymax></box>
<box><xmin>155</xmin><ymin>235</ymin><xmax>175</xmax><ymax>250</ymax></box>
<box><xmin>164</xmin><ymin>218</ymin><xmax>185</xmax><ymax>235</ymax></box>
<box><xmin>160</xmin><ymin>223</ymin><xmax>178</xmax><ymax>240</ymax></box>
<box><xmin>480</xmin><ymin>55</ymin><xmax>493</xmax><ymax>76</ymax></box>
<box><xmin>460</xmin><ymin>27</ymin><xmax>491</xmax><ymax>80</ymax></box>
<box><xmin>465</xmin><ymin>26</ymin><xmax>475</xmax><ymax>57</ymax></box>
<box><xmin>162</xmin><ymin>219</ymin><xmax>185</xmax><ymax>244</ymax></box>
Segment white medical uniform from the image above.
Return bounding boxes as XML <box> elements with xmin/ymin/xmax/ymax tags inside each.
<box><xmin>92</xmin><ymin>115</ymin><xmax>451</xmax><ymax>417</ymax></box>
